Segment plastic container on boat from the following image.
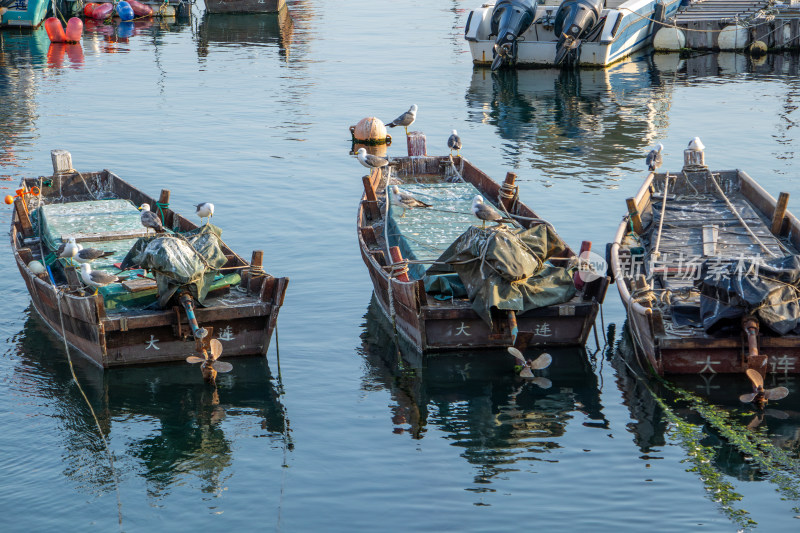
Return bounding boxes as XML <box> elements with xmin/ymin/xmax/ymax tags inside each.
<box><xmin>45</xmin><ymin>17</ymin><xmax>66</xmax><ymax>43</ymax></box>
<box><xmin>116</xmin><ymin>1</ymin><xmax>135</xmax><ymax>21</ymax></box>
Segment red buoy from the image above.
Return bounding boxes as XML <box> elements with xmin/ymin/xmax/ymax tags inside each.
<box><xmin>44</xmin><ymin>17</ymin><xmax>66</xmax><ymax>43</ymax></box>
<box><xmin>65</xmin><ymin>17</ymin><xmax>83</xmax><ymax>44</ymax></box>
<box><xmin>83</xmin><ymin>2</ymin><xmax>99</xmax><ymax>16</ymax></box>
<box><xmin>91</xmin><ymin>3</ymin><xmax>114</xmax><ymax>20</ymax></box>
<box><xmin>127</xmin><ymin>0</ymin><xmax>153</xmax><ymax>17</ymax></box>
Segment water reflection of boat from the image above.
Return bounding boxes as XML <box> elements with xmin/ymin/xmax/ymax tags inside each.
<box><xmin>196</xmin><ymin>9</ymin><xmax>294</xmax><ymax>59</ymax></box>
<box><xmin>360</xmin><ymin>298</ymin><xmax>607</xmax><ymax>480</ymax></box>
<box><xmin>465</xmin><ymin>58</ymin><xmax>675</xmax><ymax>179</ymax></box>
<box><xmin>11</xmin><ymin>307</ymin><xmax>290</xmax><ymax>495</ymax></box>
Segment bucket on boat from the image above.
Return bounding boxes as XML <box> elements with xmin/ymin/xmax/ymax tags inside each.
<box><xmin>45</xmin><ymin>17</ymin><xmax>66</xmax><ymax>43</ymax></box>
<box><xmin>350</xmin><ymin>117</ymin><xmax>392</xmax><ymax>146</ymax></box>
<box><xmin>65</xmin><ymin>17</ymin><xmax>83</xmax><ymax>43</ymax></box>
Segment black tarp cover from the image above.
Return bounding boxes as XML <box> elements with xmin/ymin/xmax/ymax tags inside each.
<box><xmin>425</xmin><ymin>225</ymin><xmax>576</xmax><ymax>327</ymax></box>
<box><xmin>121</xmin><ymin>224</ymin><xmax>227</xmax><ymax>308</ymax></box>
<box><xmin>700</xmin><ymin>255</ymin><xmax>800</xmax><ymax>335</ymax></box>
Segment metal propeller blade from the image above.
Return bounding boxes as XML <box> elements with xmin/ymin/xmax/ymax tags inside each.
<box><xmin>520</xmin><ymin>366</ymin><xmax>533</xmax><ymax>378</ymax></box>
<box><xmin>765</xmin><ymin>386</ymin><xmax>789</xmax><ymax>401</ymax></box>
<box><xmin>531</xmin><ymin>377</ymin><xmax>552</xmax><ymax>389</ymax></box>
<box><xmin>210</xmin><ymin>338</ymin><xmax>223</xmax><ymax>361</ymax></box>
<box><xmin>186</xmin><ymin>355</ymin><xmax>206</xmax><ymax>364</ymax></box>
<box><xmin>746</xmin><ymin>368</ymin><xmax>764</xmax><ymax>389</ymax></box>
<box><xmin>212</xmin><ymin>361</ymin><xmax>233</xmax><ymax>373</ymax></box>
<box><xmin>508</xmin><ymin>346</ymin><xmax>526</xmax><ymax>365</ymax></box>
<box><xmin>528</xmin><ymin>353</ymin><xmax>552</xmax><ymax>370</ymax></box>
<box><xmin>740</xmin><ymin>392</ymin><xmax>758</xmax><ymax>404</ymax></box>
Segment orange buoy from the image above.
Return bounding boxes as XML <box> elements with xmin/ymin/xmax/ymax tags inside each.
<box><xmin>4</xmin><ymin>195</ymin><xmax>13</xmax><ymax>205</ymax></box>
<box><xmin>350</xmin><ymin>117</ymin><xmax>392</xmax><ymax>146</ymax></box>
<box><xmin>65</xmin><ymin>17</ymin><xmax>83</xmax><ymax>44</ymax></box>
<box><xmin>45</xmin><ymin>17</ymin><xmax>66</xmax><ymax>43</ymax></box>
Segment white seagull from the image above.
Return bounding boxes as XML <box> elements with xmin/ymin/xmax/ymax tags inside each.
<box><xmin>390</xmin><ymin>185</ymin><xmax>431</xmax><ymax>217</ymax></box>
<box><xmin>138</xmin><ymin>203</ymin><xmax>165</xmax><ymax>235</ymax></box>
<box><xmin>447</xmin><ymin>130</ymin><xmax>462</xmax><ymax>156</ymax></box>
<box><xmin>57</xmin><ymin>236</ymin><xmax>80</xmax><ymax>265</ymax></box>
<box><xmin>688</xmin><ymin>137</ymin><xmax>705</xmax><ymax>151</ymax></box>
<box><xmin>386</xmin><ymin>104</ymin><xmax>417</xmax><ymax>135</ymax></box>
<box><xmin>472</xmin><ymin>195</ymin><xmax>512</xmax><ymax>228</ymax></box>
<box><xmin>80</xmin><ymin>263</ymin><xmax>119</xmax><ymax>295</ymax></box>
<box><xmin>196</xmin><ymin>202</ymin><xmax>214</xmax><ymax>225</ymax></box>
<box><xmin>357</xmin><ymin>147</ymin><xmax>395</xmax><ymax>170</ymax></box>
<box><xmin>646</xmin><ymin>143</ymin><xmax>663</xmax><ymax>172</ymax></box>
<box><xmin>74</xmin><ymin>246</ymin><xmax>115</xmax><ymax>265</ymax></box>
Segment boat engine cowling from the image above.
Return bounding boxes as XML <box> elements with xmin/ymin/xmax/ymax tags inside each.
<box><xmin>490</xmin><ymin>0</ymin><xmax>539</xmax><ymax>70</ymax></box>
<box><xmin>553</xmin><ymin>0</ymin><xmax>603</xmax><ymax>66</ymax></box>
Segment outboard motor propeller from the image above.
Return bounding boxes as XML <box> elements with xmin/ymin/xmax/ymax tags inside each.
<box><xmin>553</xmin><ymin>0</ymin><xmax>603</xmax><ymax>67</ymax></box>
<box><xmin>490</xmin><ymin>0</ymin><xmax>539</xmax><ymax>70</ymax></box>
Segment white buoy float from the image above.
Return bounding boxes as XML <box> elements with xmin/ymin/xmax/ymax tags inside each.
<box><xmin>28</xmin><ymin>260</ymin><xmax>46</xmax><ymax>275</ymax></box>
<box><xmin>717</xmin><ymin>25</ymin><xmax>749</xmax><ymax>50</ymax></box>
<box><xmin>653</xmin><ymin>27</ymin><xmax>686</xmax><ymax>51</ymax></box>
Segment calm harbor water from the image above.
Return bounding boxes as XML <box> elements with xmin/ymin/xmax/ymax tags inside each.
<box><xmin>2</xmin><ymin>1</ymin><xmax>800</xmax><ymax>531</ymax></box>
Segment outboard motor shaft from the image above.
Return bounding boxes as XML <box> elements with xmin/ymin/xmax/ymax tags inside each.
<box><xmin>490</xmin><ymin>0</ymin><xmax>539</xmax><ymax>70</ymax></box>
<box><xmin>553</xmin><ymin>0</ymin><xmax>603</xmax><ymax>67</ymax></box>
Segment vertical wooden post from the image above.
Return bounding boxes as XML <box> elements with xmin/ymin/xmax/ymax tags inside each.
<box><xmin>389</xmin><ymin>246</ymin><xmax>410</xmax><ymax>282</ymax></box>
<box><xmin>249</xmin><ymin>250</ymin><xmax>264</xmax><ymax>293</ymax></box>
<box><xmin>362</xmin><ymin>175</ymin><xmax>381</xmax><ymax>220</ymax></box>
<box><xmin>13</xmin><ymin>197</ymin><xmax>34</xmax><ymax>238</ymax></box>
<box><xmin>626</xmin><ymin>198</ymin><xmax>643</xmax><ymax>234</ymax></box>
<box><xmin>573</xmin><ymin>241</ymin><xmax>592</xmax><ymax>291</ymax></box>
<box><xmin>683</xmin><ymin>149</ymin><xmax>705</xmax><ymax>168</ymax></box>
<box><xmin>407</xmin><ymin>132</ymin><xmax>427</xmax><ymax>157</ymax></box>
<box><xmin>500</xmin><ymin>172</ymin><xmax>517</xmax><ymax>211</ymax></box>
<box><xmin>158</xmin><ymin>189</ymin><xmax>171</xmax><ymax>228</ymax></box>
<box><xmin>771</xmin><ymin>192</ymin><xmax>790</xmax><ymax>236</ymax></box>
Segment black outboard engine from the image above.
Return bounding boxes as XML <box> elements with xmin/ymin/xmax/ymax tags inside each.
<box><xmin>553</xmin><ymin>0</ymin><xmax>603</xmax><ymax>67</ymax></box>
<box><xmin>490</xmin><ymin>0</ymin><xmax>539</xmax><ymax>70</ymax></box>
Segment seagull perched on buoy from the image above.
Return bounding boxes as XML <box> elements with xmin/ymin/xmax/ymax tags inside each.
<box><xmin>356</xmin><ymin>147</ymin><xmax>396</xmax><ymax>170</ymax></box>
<box><xmin>447</xmin><ymin>130</ymin><xmax>462</xmax><ymax>156</ymax></box>
<box><xmin>646</xmin><ymin>143</ymin><xmax>663</xmax><ymax>172</ymax></box>
<box><xmin>472</xmin><ymin>195</ymin><xmax>512</xmax><ymax>228</ymax></box>
<box><xmin>57</xmin><ymin>237</ymin><xmax>80</xmax><ymax>265</ymax></box>
<box><xmin>386</xmin><ymin>104</ymin><xmax>417</xmax><ymax>136</ymax></box>
<box><xmin>196</xmin><ymin>202</ymin><xmax>214</xmax><ymax>225</ymax></box>
<box><xmin>138</xmin><ymin>203</ymin><xmax>165</xmax><ymax>236</ymax></box>
<box><xmin>688</xmin><ymin>137</ymin><xmax>705</xmax><ymax>151</ymax></box>
<box><xmin>80</xmin><ymin>263</ymin><xmax>119</xmax><ymax>295</ymax></box>
<box><xmin>390</xmin><ymin>185</ymin><xmax>431</xmax><ymax>217</ymax></box>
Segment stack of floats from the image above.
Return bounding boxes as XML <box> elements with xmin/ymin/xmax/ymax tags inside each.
<box><xmin>9</xmin><ymin>150</ymin><xmax>288</xmax><ymax>368</ymax></box>
<box><xmin>357</xmin><ymin>132</ymin><xmax>608</xmax><ymax>353</ymax></box>
<box><xmin>610</xmin><ymin>142</ymin><xmax>800</xmax><ymax>376</ymax></box>
<box><xmin>655</xmin><ymin>0</ymin><xmax>800</xmax><ymax>52</ymax></box>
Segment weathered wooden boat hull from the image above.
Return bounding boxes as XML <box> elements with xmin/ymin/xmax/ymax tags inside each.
<box><xmin>358</xmin><ymin>155</ymin><xmax>604</xmax><ymax>353</ymax></box>
<box><xmin>611</xmin><ymin>165</ymin><xmax>800</xmax><ymax>375</ymax></box>
<box><xmin>11</xmin><ymin>168</ymin><xmax>288</xmax><ymax>368</ymax></box>
<box><xmin>205</xmin><ymin>0</ymin><xmax>285</xmax><ymax>14</ymax></box>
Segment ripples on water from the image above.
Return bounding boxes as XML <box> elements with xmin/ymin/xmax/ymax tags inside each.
<box><xmin>2</xmin><ymin>1</ymin><xmax>800</xmax><ymax>530</ymax></box>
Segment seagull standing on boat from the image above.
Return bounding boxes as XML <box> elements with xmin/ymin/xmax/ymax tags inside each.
<box><xmin>688</xmin><ymin>137</ymin><xmax>705</xmax><ymax>151</ymax></box>
<box><xmin>390</xmin><ymin>185</ymin><xmax>431</xmax><ymax>217</ymax></box>
<box><xmin>646</xmin><ymin>143</ymin><xmax>663</xmax><ymax>172</ymax></box>
<box><xmin>357</xmin><ymin>147</ymin><xmax>395</xmax><ymax>170</ymax></box>
<box><xmin>386</xmin><ymin>105</ymin><xmax>417</xmax><ymax>136</ymax></box>
<box><xmin>472</xmin><ymin>195</ymin><xmax>512</xmax><ymax>228</ymax></box>
<box><xmin>447</xmin><ymin>130</ymin><xmax>462</xmax><ymax>156</ymax></box>
<box><xmin>80</xmin><ymin>263</ymin><xmax>119</xmax><ymax>295</ymax></box>
<box><xmin>73</xmin><ymin>246</ymin><xmax>115</xmax><ymax>265</ymax></box>
<box><xmin>196</xmin><ymin>202</ymin><xmax>214</xmax><ymax>225</ymax></box>
<box><xmin>57</xmin><ymin>237</ymin><xmax>80</xmax><ymax>265</ymax></box>
<box><xmin>138</xmin><ymin>203</ymin><xmax>165</xmax><ymax>235</ymax></box>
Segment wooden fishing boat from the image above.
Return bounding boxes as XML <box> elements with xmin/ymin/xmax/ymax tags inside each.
<box><xmin>9</xmin><ymin>150</ymin><xmax>288</xmax><ymax>368</ymax></box>
<box><xmin>356</xmin><ymin>133</ymin><xmax>608</xmax><ymax>353</ymax></box>
<box><xmin>610</xmin><ymin>141</ymin><xmax>800</xmax><ymax>375</ymax></box>
<box><xmin>204</xmin><ymin>0</ymin><xmax>285</xmax><ymax>14</ymax></box>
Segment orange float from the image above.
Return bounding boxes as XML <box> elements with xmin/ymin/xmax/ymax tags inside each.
<box><xmin>44</xmin><ymin>17</ymin><xmax>66</xmax><ymax>43</ymax></box>
<box><xmin>65</xmin><ymin>17</ymin><xmax>83</xmax><ymax>43</ymax></box>
<box><xmin>83</xmin><ymin>2</ymin><xmax>99</xmax><ymax>16</ymax></box>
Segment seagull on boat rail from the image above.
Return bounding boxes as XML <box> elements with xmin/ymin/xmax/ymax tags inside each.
<box><xmin>447</xmin><ymin>130</ymin><xmax>462</xmax><ymax>156</ymax></box>
<box><xmin>386</xmin><ymin>104</ymin><xmax>417</xmax><ymax>136</ymax></box>
<box><xmin>196</xmin><ymin>202</ymin><xmax>214</xmax><ymax>225</ymax></box>
<box><xmin>138</xmin><ymin>203</ymin><xmax>165</xmax><ymax>235</ymax></box>
<box><xmin>688</xmin><ymin>137</ymin><xmax>705</xmax><ymax>151</ymax></box>
<box><xmin>646</xmin><ymin>143</ymin><xmax>663</xmax><ymax>172</ymax></box>
<box><xmin>472</xmin><ymin>195</ymin><xmax>513</xmax><ymax>228</ymax></box>
<box><xmin>57</xmin><ymin>237</ymin><xmax>80</xmax><ymax>265</ymax></box>
<box><xmin>357</xmin><ymin>147</ymin><xmax>396</xmax><ymax>170</ymax></box>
